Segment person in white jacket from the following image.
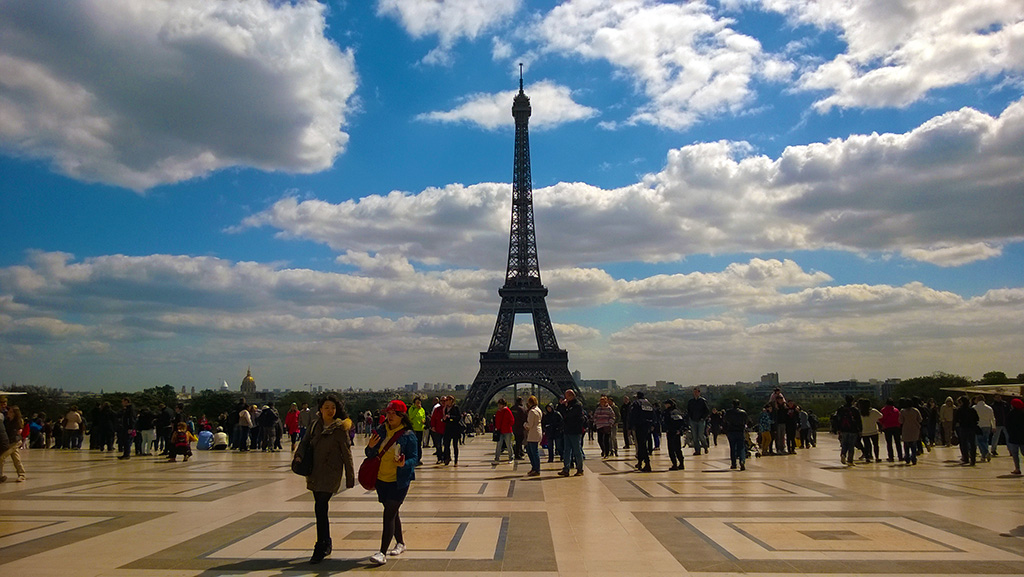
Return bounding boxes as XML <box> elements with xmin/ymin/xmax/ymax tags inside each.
<box><xmin>973</xmin><ymin>397</ymin><xmax>996</xmax><ymax>461</ymax></box>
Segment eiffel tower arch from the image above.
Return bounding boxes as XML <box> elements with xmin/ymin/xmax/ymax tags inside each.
<box><xmin>463</xmin><ymin>68</ymin><xmax>578</xmax><ymax>418</ymax></box>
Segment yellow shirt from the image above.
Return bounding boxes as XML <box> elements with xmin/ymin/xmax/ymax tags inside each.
<box><xmin>376</xmin><ymin>424</ymin><xmax>403</xmax><ymax>483</ymax></box>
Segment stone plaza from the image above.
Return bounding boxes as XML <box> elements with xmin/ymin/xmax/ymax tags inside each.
<box><xmin>1</xmin><ymin>433</ymin><xmax>1023</xmax><ymax>576</ymax></box>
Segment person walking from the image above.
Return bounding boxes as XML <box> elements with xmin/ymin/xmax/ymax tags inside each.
<box><xmin>1004</xmin><ymin>398</ymin><xmax>1024</xmax><ymax>475</ymax></box>
<box><xmin>541</xmin><ymin>403</ymin><xmax>563</xmax><ymax>462</ymax></box>
<box><xmin>973</xmin><ymin>396</ymin><xmax>995</xmax><ymax>461</ymax></box>
<box><xmin>879</xmin><ymin>398</ymin><xmax>904</xmax><ymax>462</ymax></box>
<box><xmin>593</xmin><ymin>395</ymin><xmax>616</xmax><ymax>458</ymax></box>
<box><xmin>441</xmin><ymin>396</ymin><xmax>462</xmax><ymax>466</ymax></box>
<box><xmin>939</xmin><ymin>397</ymin><xmax>956</xmax><ymax>446</ymax></box>
<box><xmin>857</xmin><ymin>399</ymin><xmax>882</xmax><ymax>463</ymax></box>
<box><xmin>429</xmin><ymin>399</ymin><xmax>445</xmax><ymax>464</ymax></box>
<box><xmin>297</xmin><ymin>394</ymin><xmax>355</xmax><ymax>564</ymax></box>
<box><xmin>558</xmin><ymin>389</ymin><xmax>586</xmax><ymax>477</ymax></box>
<box><xmin>991</xmin><ymin>395</ymin><xmax>1008</xmax><ymax>457</ymax></box>
<box><xmin>836</xmin><ymin>396</ymin><xmax>862</xmax><ymax>466</ymax></box>
<box><xmin>117</xmin><ymin>398</ymin><xmax>136</xmax><ymax>461</ymax></box>
<box><xmin>954</xmin><ymin>396</ymin><xmax>979</xmax><ymax>466</ymax></box>
<box><xmin>408</xmin><ymin>397</ymin><xmax>426</xmax><ymax>448</ymax></box>
<box><xmin>662</xmin><ymin>399</ymin><xmax>685</xmax><ymax>470</ymax></box>
<box><xmin>629</xmin><ymin>392</ymin><xmax>655</xmax><ymax>472</ymax></box>
<box><xmin>366</xmin><ymin>400</ymin><xmax>419</xmax><ymax>566</ymax></box>
<box><xmin>524</xmin><ymin>396</ymin><xmax>543</xmax><ymax>476</ymax></box>
<box><xmin>493</xmin><ymin>399</ymin><xmax>515</xmax><ymax>464</ymax></box>
<box><xmin>0</xmin><ymin>399</ymin><xmax>27</xmax><ymax>482</ymax></box>
<box><xmin>724</xmin><ymin>399</ymin><xmax>748</xmax><ymax>470</ymax></box>
<box><xmin>511</xmin><ymin>397</ymin><xmax>527</xmax><ymax>460</ymax></box>
<box><xmin>686</xmin><ymin>388</ymin><xmax>711</xmax><ymax>455</ymax></box>
<box><xmin>899</xmin><ymin>398</ymin><xmax>923</xmax><ymax>465</ymax></box>
<box><xmin>758</xmin><ymin>405</ymin><xmax>774</xmax><ymax>456</ymax></box>
<box><xmin>285</xmin><ymin>403</ymin><xmax>301</xmax><ymax>450</ymax></box>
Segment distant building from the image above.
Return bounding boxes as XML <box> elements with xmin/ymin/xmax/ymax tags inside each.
<box><xmin>761</xmin><ymin>372</ymin><xmax>780</xmax><ymax>388</ymax></box>
<box><xmin>241</xmin><ymin>368</ymin><xmax>256</xmax><ymax>395</ymax></box>
<box><xmin>581</xmin><ymin>379</ymin><xmax>617</xmax><ymax>390</ymax></box>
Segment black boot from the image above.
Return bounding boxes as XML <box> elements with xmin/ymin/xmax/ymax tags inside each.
<box><xmin>310</xmin><ymin>539</ymin><xmax>331</xmax><ymax>564</ymax></box>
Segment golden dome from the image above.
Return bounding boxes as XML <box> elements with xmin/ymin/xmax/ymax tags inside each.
<box><xmin>241</xmin><ymin>367</ymin><xmax>256</xmax><ymax>393</ymax></box>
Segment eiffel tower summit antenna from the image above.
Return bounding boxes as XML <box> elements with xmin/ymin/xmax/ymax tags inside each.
<box><xmin>462</xmin><ymin>72</ymin><xmax>578</xmax><ymax>417</ymax></box>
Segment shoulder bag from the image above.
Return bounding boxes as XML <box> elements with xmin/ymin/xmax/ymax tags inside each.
<box><xmin>291</xmin><ymin>424</ymin><xmax>316</xmax><ymax>477</ymax></box>
<box><xmin>358</xmin><ymin>427</ymin><xmax>406</xmax><ymax>490</ymax></box>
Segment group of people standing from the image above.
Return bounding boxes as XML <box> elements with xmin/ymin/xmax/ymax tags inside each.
<box><xmin>831</xmin><ymin>393</ymin><xmax>1024</xmax><ymax>473</ymax></box>
<box><xmin>755</xmin><ymin>390</ymin><xmax>819</xmax><ymax>457</ymax></box>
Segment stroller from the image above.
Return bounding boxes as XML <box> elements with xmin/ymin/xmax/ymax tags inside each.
<box><xmin>745</xmin><ymin>428</ymin><xmax>761</xmax><ymax>458</ymax></box>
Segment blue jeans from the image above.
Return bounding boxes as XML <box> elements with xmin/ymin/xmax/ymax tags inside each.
<box><xmin>904</xmin><ymin>440</ymin><xmax>919</xmax><ymax>464</ymax></box>
<box><xmin>840</xmin><ymin>432</ymin><xmax>859</xmax><ymax>462</ymax></box>
<box><xmin>977</xmin><ymin>427</ymin><xmax>992</xmax><ymax>457</ymax></box>
<box><xmin>562</xmin><ymin>434</ymin><xmax>584</xmax><ymax>472</ymax></box>
<box><xmin>526</xmin><ymin>441</ymin><xmax>540</xmax><ymax>472</ymax></box>
<box><xmin>548</xmin><ymin>436</ymin><xmax>562</xmax><ymax>462</ymax></box>
<box><xmin>690</xmin><ymin>420</ymin><xmax>708</xmax><ymax>451</ymax></box>
<box><xmin>726</xmin><ymin>431</ymin><xmax>745</xmax><ymax>466</ymax></box>
<box><xmin>495</xmin><ymin>433</ymin><xmax>514</xmax><ymax>461</ymax></box>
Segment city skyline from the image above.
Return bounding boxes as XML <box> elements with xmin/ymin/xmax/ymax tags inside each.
<box><xmin>1</xmin><ymin>1</ymin><xmax>1022</xmax><ymax>392</ymax></box>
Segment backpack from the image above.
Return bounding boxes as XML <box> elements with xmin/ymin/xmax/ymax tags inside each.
<box><xmin>837</xmin><ymin>407</ymin><xmax>855</xmax><ymax>432</ymax></box>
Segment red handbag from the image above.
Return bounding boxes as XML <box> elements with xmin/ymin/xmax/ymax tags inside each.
<box><xmin>358</xmin><ymin>428</ymin><xmax>405</xmax><ymax>490</ymax></box>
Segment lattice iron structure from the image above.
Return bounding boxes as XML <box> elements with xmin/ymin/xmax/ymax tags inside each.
<box><xmin>463</xmin><ymin>69</ymin><xmax>578</xmax><ymax>418</ymax></box>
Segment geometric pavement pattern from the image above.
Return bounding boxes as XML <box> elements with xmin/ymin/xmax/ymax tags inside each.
<box><xmin>2</xmin><ymin>432</ymin><xmax>1023</xmax><ymax>576</ymax></box>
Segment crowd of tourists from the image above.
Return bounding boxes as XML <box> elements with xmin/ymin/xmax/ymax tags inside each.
<box><xmin>0</xmin><ymin>396</ymin><xmax>320</xmax><ymax>471</ymax></box>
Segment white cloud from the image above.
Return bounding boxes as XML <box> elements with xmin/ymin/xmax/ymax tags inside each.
<box><xmin>416</xmin><ymin>81</ymin><xmax>599</xmax><ymax>130</ymax></box>
<box><xmin>754</xmin><ymin>0</ymin><xmax>1024</xmax><ymax>110</ymax></box>
<box><xmin>377</xmin><ymin>0</ymin><xmax>522</xmax><ymax>63</ymax></box>
<box><xmin>246</xmin><ymin>98</ymin><xmax>1024</xmax><ymax>267</ymax></box>
<box><xmin>602</xmin><ymin>284</ymin><xmax>1024</xmax><ymax>383</ymax></box>
<box><xmin>902</xmin><ymin>244</ymin><xmax>1004</xmax><ymax>267</ymax></box>
<box><xmin>0</xmin><ymin>0</ymin><xmax>357</xmax><ymax>191</ymax></box>
<box><xmin>1</xmin><ymin>249</ymin><xmax>1020</xmax><ymax>388</ymax></box>
<box><xmin>535</xmin><ymin>0</ymin><xmax>764</xmax><ymax>129</ymax></box>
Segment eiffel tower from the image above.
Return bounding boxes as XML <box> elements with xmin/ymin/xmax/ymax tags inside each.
<box><xmin>462</xmin><ymin>68</ymin><xmax>578</xmax><ymax>417</ymax></box>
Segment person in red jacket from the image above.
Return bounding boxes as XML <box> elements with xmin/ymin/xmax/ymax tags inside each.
<box><xmin>492</xmin><ymin>399</ymin><xmax>514</xmax><ymax>464</ymax></box>
<box><xmin>429</xmin><ymin>402</ymin><xmax>446</xmax><ymax>464</ymax></box>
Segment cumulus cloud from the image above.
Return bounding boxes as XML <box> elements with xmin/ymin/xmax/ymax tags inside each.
<box><xmin>0</xmin><ymin>0</ymin><xmax>357</xmax><ymax>191</ymax></box>
<box><xmin>534</xmin><ymin>0</ymin><xmax>765</xmax><ymax>129</ymax></box>
<box><xmin>243</xmin><ymin>98</ymin><xmax>1024</xmax><ymax>267</ymax></box>
<box><xmin>601</xmin><ymin>283</ymin><xmax>1024</xmax><ymax>383</ymax></box>
<box><xmin>1</xmin><ymin>249</ymin><xmax>1020</xmax><ymax>387</ymax></box>
<box><xmin>416</xmin><ymin>81</ymin><xmax>599</xmax><ymax>130</ymax></box>
<box><xmin>754</xmin><ymin>0</ymin><xmax>1024</xmax><ymax>110</ymax></box>
<box><xmin>377</xmin><ymin>0</ymin><xmax>522</xmax><ymax>64</ymax></box>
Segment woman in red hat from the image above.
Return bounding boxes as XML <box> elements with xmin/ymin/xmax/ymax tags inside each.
<box><xmin>365</xmin><ymin>399</ymin><xmax>419</xmax><ymax>566</ymax></box>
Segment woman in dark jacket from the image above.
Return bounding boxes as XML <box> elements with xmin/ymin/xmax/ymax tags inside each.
<box><xmin>296</xmin><ymin>394</ymin><xmax>355</xmax><ymax>564</ymax></box>
<box><xmin>365</xmin><ymin>400</ymin><xmax>419</xmax><ymax>566</ymax></box>
<box><xmin>542</xmin><ymin>404</ymin><xmax>563</xmax><ymax>462</ymax></box>
<box><xmin>441</xmin><ymin>396</ymin><xmax>462</xmax><ymax>466</ymax></box>
<box><xmin>1004</xmin><ymin>397</ymin><xmax>1024</xmax><ymax>475</ymax></box>
<box><xmin>953</xmin><ymin>395</ymin><xmax>980</xmax><ymax>466</ymax></box>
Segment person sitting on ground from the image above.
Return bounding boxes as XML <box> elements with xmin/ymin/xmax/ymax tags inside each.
<box><xmin>211</xmin><ymin>427</ymin><xmax>230</xmax><ymax>450</ymax></box>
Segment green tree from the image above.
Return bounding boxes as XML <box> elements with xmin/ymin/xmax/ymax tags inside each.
<box><xmin>895</xmin><ymin>372</ymin><xmax>971</xmax><ymax>402</ymax></box>
<box><xmin>981</xmin><ymin>371</ymin><xmax>1009</xmax><ymax>385</ymax></box>
<box><xmin>188</xmin><ymin>390</ymin><xmax>237</xmax><ymax>425</ymax></box>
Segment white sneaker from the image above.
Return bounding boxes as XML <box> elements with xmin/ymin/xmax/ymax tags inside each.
<box><xmin>369</xmin><ymin>552</ymin><xmax>387</xmax><ymax>565</ymax></box>
<box><xmin>388</xmin><ymin>542</ymin><xmax>406</xmax><ymax>556</ymax></box>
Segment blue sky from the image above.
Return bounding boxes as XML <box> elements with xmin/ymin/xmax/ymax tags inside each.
<box><xmin>1</xmin><ymin>0</ymin><xmax>1022</xmax><ymax>392</ymax></box>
